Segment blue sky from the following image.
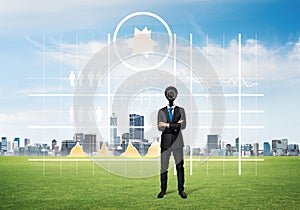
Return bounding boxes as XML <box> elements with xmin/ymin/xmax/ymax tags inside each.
<box><xmin>0</xmin><ymin>0</ymin><xmax>299</xmax><ymax>147</ymax></box>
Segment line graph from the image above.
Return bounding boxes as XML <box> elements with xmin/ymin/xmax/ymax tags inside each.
<box><xmin>221</xmin><ymin>77</ymin><xmax>258</xmax><ymax>87</ymax></box>
<box><xmin>177</xmin><ymin>68</ymin><xmax>260</xmax><ymax>88</ymax></box>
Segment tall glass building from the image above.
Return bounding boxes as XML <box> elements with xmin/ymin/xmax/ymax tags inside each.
<box><xmin>83</xmin><ymin>134</ymin><xmax>97</xmax><ymax>154</ymax></box>
<box><xmin>129</xmin><ymin>114</ymin><xmax>144</xmax><ymax>140</ymax></box>
<box><xmin>24</xmin><ymin>138</ymin><xmax>30</xmax><ymax>147</ymax></box>
<box><xmin>14</xmin><ymin>137</ymin><xmax>20</xmax><ymax>147</ymax></box>
<box><xmin>264</xmin><ymin>142</ymin><xmax>271</xmax><ymax>156</ymax></box>
<box><xmin>253</xmin><ymin>143</ymin><xmax>259</xmax><ymax>156</ymax></box>
<box><xmin>61</xmin><ymin>140</ymin><xmax>76</xmax><ymax>156</ymax></box>
<box><xmin>110</xmin><ymin>113</ymin><xmax>118</xmax><ymax>146</ymax></box>
<box><xmin>73</xmin><ymin>133</ymin><xmax>84</xmax><ymax>143</ymax></box>
<box><xmin>51</xmin><ymin>139</ymin><xmax>57</xmax><ymax>150</ymax></box>
<box><xmin>207</xmin><ymin>135</ymin><xmax>219</xmax><ymax>155</ymax></box>
<box><xmin>1</xmin><ymin>137</ymin><xmax>7</xmax><ymax>152</ymax></box>
<box><xmin>235</xmin><ymin>137</ymin><xmax>239</xmax><ymax>152</ymax></box>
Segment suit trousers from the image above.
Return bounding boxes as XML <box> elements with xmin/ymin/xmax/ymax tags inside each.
<box><xmin>160</xmin><ymin>147</ymin><xmax>185</xmax><ymax>192</ymax></box>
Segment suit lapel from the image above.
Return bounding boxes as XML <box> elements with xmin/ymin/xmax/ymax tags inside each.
<box><xmin>173</xmin><ymin>106</ymin><xmax>180</xmax><ymax>122</ymax></box>
<box><xmin>163</xmin><ymin>107</ymin><xmax>171</xmax><ymax>123</ymax></box>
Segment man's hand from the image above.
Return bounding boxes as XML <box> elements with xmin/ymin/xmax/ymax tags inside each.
<box><xmin>178</xmin><ymin>119</ymin><xmax>184</xmax><ymax>124</ymax></box>
<box><xmin>158</xmin><ymin>122</ymin><xmax>168</xmax><ymax>127</ymax></box>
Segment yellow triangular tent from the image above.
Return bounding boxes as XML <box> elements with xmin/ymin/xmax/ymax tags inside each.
<box><xmin>68</xmin><ymin>142</ymin><xmax>87</xmax><ymax>157</ymax></box>
<box><xmin>121</xmin><ymin>142</ymin><xmax>141</xmax><ymax>157</ymax></box>
<box><xmin>145</xmin><ymin>141</ymin><xmax>160</xmax><ymax>158</ymax></box>
<box><xmin>96</xmin><ymin>143</ymin><xmax>112</xmax><ymax>156</ymax></box>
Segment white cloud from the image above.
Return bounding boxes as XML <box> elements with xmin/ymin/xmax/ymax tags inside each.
<box><xmin>47</xmin><ymin>36</ymin><xmax>300</xmax><ymax>81</ymax></box>
<box><xmin>0</xmin><ymin>112</ymin><xmax>37</xmax><ymax>124</ymax></box>
<box><xmin>47</xmin><ymin>40</ymin><xmax>107</xmax><ymax>70</ymax></box>
<box><xmin>26</xmin><ymin>35</ymin><xmax>107</xmax><ymax>71</ymax></box>
<box><xmin>201</xmin><ymin>37</ymin><xmax>300</xmax><ymax>81</ymax></box>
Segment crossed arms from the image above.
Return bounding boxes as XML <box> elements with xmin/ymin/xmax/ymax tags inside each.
<box><xmin>158</xmin><ymin>119</ymin><xmax>184</xmax><ymax>128</ymax></box>
<box><xmin>157</xmin><ymin>108</ymin><xmax>186</xmax><ymax>132</ymax></box>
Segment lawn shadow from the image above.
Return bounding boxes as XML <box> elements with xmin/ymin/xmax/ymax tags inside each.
<box><xmin>166</xmin><ymin>189</ymin><xmax>176</xmax><ymax>194</ymax></box>
<box><xmin>185</xmin><ymin>187</ymin><xmax>201</xmax><ymax>195</ymax></box>
<box><xmin>165</xmin><ymin>187</ymin><xmax>202</xmax><ymax>195</ymax></box>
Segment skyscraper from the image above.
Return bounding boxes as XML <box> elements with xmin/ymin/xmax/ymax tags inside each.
<box><xmin>14</xmin><ymin>137</ymin><xmax>20</xmax><ymax>147</ymax></box>
<box><xmin>110</xmin><ymin>113</ymin><xmax>118</xmax><ymax>146</ymax></box>
<box><xmin>282</xmin><ymin>138</ymin><xmax>288</xmax><ymax>155</ymax></box>
<box><xmin>272</xmin><ymin>139</ymin><xmax>281</xmax><ymax>154</ymax></box>
<box><xmin>83</xmin><ymin>134</ymin><xmax>97</xmax><ymax>154</ymax></box>
<box><xmin>129</xmin><ymin>114</ymin><xmax>144</xmax><ymax>140</ymax></box>
<box><xmin>24</xmin><ymin>138</ymin><xmax>30</xmax><ymax>147</ymax></box>
<box><xmin>114</xmin><ymin>136</ymin><xmax>120</xmax><ymax>148</ymax></box>
<box><xmin>1</xmin><ymin>137</ymin><xmax>7</xmax><ymax>152</ymax></box>
<box><xmin>61</xmin><ymin>140</ymin><xmax>76</xmax><ymax>156</ymax></box>
<box><xmin>235</xmin><ymin>137</ymin><xmax>239</xmax><ymax>152</ymax></box>
<box><xmin>12</xmin><ymin>141</ymin><xmax>18</xmax><ymax>150</ymax></box>
<box><xmin>73</xmin><ymin>133</ymin><xmax>84</xmax><ymax>143</ymax></box>
<box><xmin>253</xmin><ymin>143</ymin><xmax>259</xmax><ymax>156</ymax></box>
<box><xmin>121</xmin><ymin>133</ymin><xmax>130</xmax><ymax>151</ymax></box>
<box><xmin>7</xmin><ymin>141</ymin><xmax>12</xmax><ymax>152</ymax></box>
<box><xmin>207</xmin><ymin>135</ymin><xmax>219</xmax><ymax>155</ymax></box>
<box><xmin>52</xmin><ymin>139</ymin><xmax>57</xmax><ymax>150</ymax></box>
<box><xmin>264</xmin><ymin>142</ymin><xmax>271</xmax><ymax>156</ymax></box>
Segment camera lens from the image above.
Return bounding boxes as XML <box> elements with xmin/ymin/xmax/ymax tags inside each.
<box><xmin>167</xmin><ymin>91</ymin><xmax>175</xmax><ymax>99</ymax></box>
<box><xmin>165</xmin><ymin>86</ymin><xmax>178</xmax><ymax>100</ymax></box>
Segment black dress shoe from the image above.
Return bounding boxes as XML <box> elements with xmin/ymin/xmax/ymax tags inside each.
<box><xmin>157</xmin><ymin>191</ymin><xmax>166</xmax><ymax>198</ymax></box>
<box><xmin>178</xmin><ymin>191</ymin><xmax>187</xmax><ymax>199</ymax></box>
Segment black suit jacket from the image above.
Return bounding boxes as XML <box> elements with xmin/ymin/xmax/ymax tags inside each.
<box><xmin>157</xmin><ymin>106</ymin><xmax>186</xmax><ymax>149</ymax></box>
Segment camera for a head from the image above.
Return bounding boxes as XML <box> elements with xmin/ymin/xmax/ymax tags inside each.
<box><xmin>165</xmin><ymin>86</ymin><xmax>178</xmax><ymax>106</ymax></box>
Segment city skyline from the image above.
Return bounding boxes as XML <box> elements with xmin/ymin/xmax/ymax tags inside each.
<box><xmin>0</xmin><ymin>1</ymin><xmax>299</xmax><ymax>146</ymax></box>
<box><xmin>0</xmin><ymin>109</ymin><xmax>296</xmax><ymax>149</ymax></box>
<box><xmin>1</xmin><ymin>132</ymin><xmax>298</xmax><ymax>157</ymax></box>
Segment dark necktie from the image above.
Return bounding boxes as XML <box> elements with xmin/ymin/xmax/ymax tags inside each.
<box><xmin>168</xmin><ymin>107</ymin><xmax>173</xmax><ymax>122</ymax></box>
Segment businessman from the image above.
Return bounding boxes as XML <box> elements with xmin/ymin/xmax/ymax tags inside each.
<box><xmin>157</xmin><ymin>86</ymin><xmax>187</xmax><ymax>199</ymax></box>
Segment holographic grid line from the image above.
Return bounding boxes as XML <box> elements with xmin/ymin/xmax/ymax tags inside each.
<box><xmin>172</xmin><ymin>33</ymin><xmax>177</xmax><ymax>177</ymax></box>
<box><xmin>28</xmin><ymin>158</ymin><xmax>264</xmax><ymax>162</ymax></box>
<box><xmin>60</xmin><ymin>33</ymin><xmax>63</xmax><ymax>176</ymax></box>
<box><xmin>28</xmin><ymin>126</ymin><xmax>264</xmax><ymax>129</ymax></box>
<box><xmin>28</xmin><ymin>93</ymin><xmax>264</xmax><ymax>97</ymax></box>
<box><xmin>255</xmin><ymin>34</ymin><xmax>258</xmax><ymax>176</ymax></box>
<box><xmin>238</xmin><ymin>33</ymin><xmax>242</xmax><ymax>176</ymax></box>
<box><xmin>28</xmin><ymin>33</ymin><xmax>264</xmax><ymax>176</ymax></box>
<box><xmin>27</xmin><ymin>110</ymin><xmax>264</xmax><ymax>113</ymax></box>
<box><xmin>206</xmin><ymin>33</ymin><xmax>209</xmax><ymax>176</ymax></box>
<box><xmin>42</xmin><ymin>34</ymin><xmax>45</xmax><ymax>176</ymax></box>
<box><xmin>107</xmin><ymin>33</ymin><xmax>111</xmax><ymax>175</ymax></box>
<box><xmin>189</xmin><ymin>33</ymin><xmax>193</xmax><ymax>175</ymax></box>
<box><xmin>92</xmin><ymin>33</ymin><xmax>95</xmax><ymax>176</ymax></box>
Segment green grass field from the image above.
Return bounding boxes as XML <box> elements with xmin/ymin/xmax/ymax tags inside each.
<box><xmin>0</xmin><ymin>156</ymin><xmax>299</xmax><ymax>210</ymax></box>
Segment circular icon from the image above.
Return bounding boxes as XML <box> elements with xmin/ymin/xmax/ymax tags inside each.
<box><xmin>112</xmin><ymin>11</ymin><xmax>173</xmax><ymax>71</ymax></box>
